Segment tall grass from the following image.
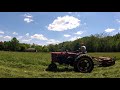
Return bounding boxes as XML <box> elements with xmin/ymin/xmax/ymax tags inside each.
<box><xmin>0</xmin><ymin>51</ymin><xmax>120</xmax><ymax>78</ymax></box>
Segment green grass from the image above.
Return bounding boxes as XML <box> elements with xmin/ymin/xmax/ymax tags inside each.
<box><xmin>0</xmin><ymin>51</ymin><xmax>120</xmax><ymax>78</ymax></box>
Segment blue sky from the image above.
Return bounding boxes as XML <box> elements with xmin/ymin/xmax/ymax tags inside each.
<box><xmin>0</xmin><ymin>12</ymin><xmax>120</xmax><ymax>45</ymax></box>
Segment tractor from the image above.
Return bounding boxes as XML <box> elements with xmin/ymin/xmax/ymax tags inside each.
<box><xmin>46</xmin><ymin>50</ymin><xmax>116</xmax><ymax>73</ymax></box>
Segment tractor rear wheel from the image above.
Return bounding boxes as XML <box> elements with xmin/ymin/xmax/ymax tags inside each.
<box><xmin>46</xmin><ymin>62</ymin><xmax>57</xmax><ymax>71</ymax></box>
<box><xmin>74</xmin><ymin>54</ymin><xmax>94</xmax><ymax>73</ymax></box>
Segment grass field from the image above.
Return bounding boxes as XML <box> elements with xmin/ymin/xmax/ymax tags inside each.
<box><xmin>0</xmin><ymin>51</ymin><xmax>120</xmax><ymax>78</ymax></box>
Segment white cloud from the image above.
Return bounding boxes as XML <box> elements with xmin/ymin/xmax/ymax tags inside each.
<box><xmin>24</xmin><ymin>13</ymin><xmax>33</xmax><ymax>18</ymax></box>
<box><xmin>24</xmin><ymin>18</ymin><xmax>34</xmax><ymax>23</ymax></box>
<box><xmin>16</xmin><ymin>35</ymin><xmax>32</xmax><ymax>43</ymax></box>
<box><xmin>17</xmin><ymin>36</ymin><xmax>23</xmax><ymax>40</ymax></box>
<box><xmin>69</xmin><ymin>36</ymin><xmax>81</xmax><ymax>41</ymax></box>
<box><xmin>31</xmin><ymin>34</ymin><xmax>48</xmax><ymax>40</ymax></box>
<box><xmin>26</xmin><ymin>33</ymin><xmax>29</xmax><ymax>36</ymax></box>
<box><xmin>47</xmin><ymin>15</ymin><xmax>80</xmax><ymax>31</ymax></box>
<box><xmin>13</xmin><ymin>32</ymin><xmax>18</xmax><ymax>35</ymax></box>
<box><xmin>24</xmin><ymin>13</ymin><xmax>34</xmax><ymax>23</ymax></box>
<box><xmin>64</xmin><ymin>34</ymin><xmax>71</xmax><ymax>37</ymax></box>
<box><xmin>21</xmin><ymin>39</ymin><xmax>31</xmax><ymax>43</ymax></box>
<box><xmin>74</xmin><ymin>31</ymin><xmax>83</xmax><ymax>35</ymax></box>
<box><xmin>47</xmin><ymin>39</ymin><xmax>60</xmax><ymax>45</ymax></box>
<box><xmin>0</xmin><ymin>31</ymin><xmax>4</xmax><ymax>34</ymax></box>
<box><xmin>116</xmin><ymin>19</ymin><xmax>120</xmax><ymax>23</ymax></box>
<box><xmin>68</xmin><ymin>12</ymin><xmax>72</xmax><ymax>14</ymax></box>
<box><xmin>4</xmin><ymin>36</ymin><xmax>12</xmax><ymax>40</ymax></box>
<box><xmin>105</xmin><ymin>28</ymin><xmax>115</xmax><ymax>33</ymax></box>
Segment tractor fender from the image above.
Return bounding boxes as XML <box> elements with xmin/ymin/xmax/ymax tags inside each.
<box><xmin>75</xmin><ymin>54</ymin><xmax>93</xmax><ymax>62</ymax></box>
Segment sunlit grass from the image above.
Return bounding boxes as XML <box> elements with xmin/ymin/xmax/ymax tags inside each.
<box><xmin>0</xmin><ymin>51</ymin><xmax>119</xmax><ymax>78</ymax></box>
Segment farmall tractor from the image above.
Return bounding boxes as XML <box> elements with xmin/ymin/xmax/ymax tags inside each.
<box><xmin>46</xmin><ymin>50</ymin><xmax>116</xmax><ymax>73</ymax></box>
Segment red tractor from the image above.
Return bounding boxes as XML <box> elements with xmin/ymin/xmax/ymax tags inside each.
<box><xmin>46</xmin><ymin>51</ymin><xmax>116</xmax><ymax>73</ymax></box>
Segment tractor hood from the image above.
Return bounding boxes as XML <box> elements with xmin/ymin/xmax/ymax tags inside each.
<box><xmin>51</xmin><ymin>52</ymin><xmax>79</xmax><ymax>62</ymax></box>
<box><xmin>51</xmin><ymin>52</ymin><xmax>77</xmax><ymax>55</ymax></box>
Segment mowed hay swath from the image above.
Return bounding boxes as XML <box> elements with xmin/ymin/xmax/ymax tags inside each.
<box><xmin>0</xmin><ymin>51</ymin><xmax>120</xmax><ymax>78</ymax></box>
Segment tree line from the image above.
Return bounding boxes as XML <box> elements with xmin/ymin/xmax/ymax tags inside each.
<box><xmin>47</xmin><ymin>32</ymin><xmax>120</xmax><ymax>52</ymax></box>
<box><xmin>0</xmin><ymin>37</ymin><xmax>49</xmax><ymax>52</ymax></box>
<box><xmin>0</xmin><ymin>33</ymin><xmax>120</xmax><ymax>52</ymax></box>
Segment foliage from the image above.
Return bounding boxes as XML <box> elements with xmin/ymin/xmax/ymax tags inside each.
<box><xmin>1</xmin><ymin>33</ymin><xmax>120</xmax><ymax>52</ymax></box>
<box><xmin>10</xmin><ymin>37</ymin><xmax>20</xmax><ymax>51</ymax></box>
<box><xmin>47</xmin><ymin>32</ymin><xmax>120</xmax><ymax>52</ymax></box>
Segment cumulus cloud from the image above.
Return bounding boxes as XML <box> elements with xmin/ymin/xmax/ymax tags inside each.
<box><xmin>47</xmin><ymin>15</ymin><xmax>80</xmax><ymax>31</ymax></box>
<box><xmin>26</xmin><ymin>33</ymin><xmax>29</xmax><ymax>36</ymax></box>
<box><xmin>69</xmin><ymin>36</ymin><xmax>81</xmax><ymax>41</ymax></box>
<box><xmin>0</xmin><ymin>31</ymin><xmax>4</xmax><ymax>34</ymax></box>
<box><xmin>74</xmin><ymin>31</ymin><xmax>83</xmax><ymax>35</ymax></box>
<box><xmin>47</xmin><ymin>39</ymin><xmax>60</xmax><ymax>45</ymax></box>
<box><xmin>105</xmin><ymin>28</ymin><xmax>115</xmax><ymax>33</ymax></box>
<box><xmin>13</xmin><ymin>32</ymin><xmax>18</xmax><ymax>35</ymax></box>
<box><xmin>4</xmin><ymin>36</ymin><xmax>12</xmax><ymax>40</ymax></box>
<box><xmin>24</xmin><ymin>13</ymin><xmax>34</xmax><ymax>23</ymax></box>
<box><xmin>64</xmin><ymin>34</ymin><xmax>71</xmax><ymax>37</ymax></box>
<box><xmin>31</xmin><ymin>34</ymin><xmax>48</xmax><ymax>40</ymax></box>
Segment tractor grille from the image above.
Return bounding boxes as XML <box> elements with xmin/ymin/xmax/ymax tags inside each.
<box><xmin>51</xmin><ymin>53</ymin><xmax>58</xmax><ymax>62</ymax></box>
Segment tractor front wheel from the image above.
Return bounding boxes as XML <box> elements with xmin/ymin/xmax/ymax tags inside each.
<box><xmin>46</xmin><ymin>62</ymin><xmax>57</xmax><ymax>71</ymax></box>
